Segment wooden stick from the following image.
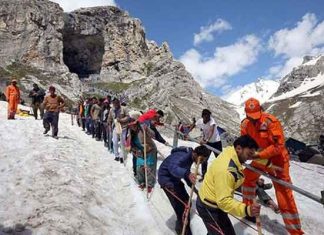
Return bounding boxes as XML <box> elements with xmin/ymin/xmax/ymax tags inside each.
<box><xmin>143</xmin><ymin>126</ymin><xmax>149</xmax><ymax>199</ymax></box>
<box><xmin>181</xmin><ymin>158</ymin><xmax>201</xmax><ymax>235</ymax></box>
<box><xmin>253</xmin><ymin>199</ymin><xmax>262</xmax><ymax>235</ymax></box>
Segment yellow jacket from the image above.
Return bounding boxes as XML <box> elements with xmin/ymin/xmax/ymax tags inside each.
<box><xmin>198</xmin><ymin>146</ymin><xmax>250</xmax><ymax>217</ymax></box>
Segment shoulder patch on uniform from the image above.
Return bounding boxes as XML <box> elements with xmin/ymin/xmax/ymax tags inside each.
<box><xmin>260</xmin><ymin>121</ymin><xmax>268</xmax><ymax>131</ymax></box>
<box><xmin>241</xmin><ymin>118</ymin><xmax>249</xmax><ymax>124</ymax></box>
<box><xmin>241</xmin><ymin>118</ymin><xmax>249</xmax><ymax>129</ymax></box>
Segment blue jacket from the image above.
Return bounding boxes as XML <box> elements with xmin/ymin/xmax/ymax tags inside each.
<box><xmin>158</xmin><ymin>147</ymin><xmax>194</xmax><ymax>188</ymax></box>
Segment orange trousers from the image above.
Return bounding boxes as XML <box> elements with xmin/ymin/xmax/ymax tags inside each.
<box><xmin>7</xmin><ymin>96</ymin><xmax>19</xmax><ymax>119</ymax></box>
<box><xmin>242</xmin><ymin>161</ymin><xmax>304</xmax><ymax>235</ymax></box>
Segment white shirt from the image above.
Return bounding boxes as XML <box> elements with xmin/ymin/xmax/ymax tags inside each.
<box><xmin>196</xmin><ymin>117</ymin><xmax>220</xmax><ymax>143</ymax></box>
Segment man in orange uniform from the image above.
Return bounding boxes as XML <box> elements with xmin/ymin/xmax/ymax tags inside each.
<box><xmin>241</xmin><ymin>97</ymin><xmax>304</xmax><ymax>235</ymax></box>
<box><xmin>5</xmin><ymin>79</ymin><xmax>20</xmax><ymax>119</ymax></box>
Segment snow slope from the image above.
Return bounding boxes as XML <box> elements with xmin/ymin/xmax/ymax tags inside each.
<box><xmin>1</xmin><ymin>101</ymin><xmax>324</xmax><ymax>235</ymax></box>
<box><xmin>268</xmin><ymin>73</ymin><xmax>324</xmax><ymax>102</ymax></box>
<box><xmin>223</xmin><ymin>79</ymin><xmax>279</xmax><ymax>120</ymax></box>
<box><xmin>224</xmin><ymin>79</ymin><xmax>280</xmax><ymax>106</ymax></box>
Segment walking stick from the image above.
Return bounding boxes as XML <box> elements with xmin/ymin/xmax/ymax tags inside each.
<box><xmin>253</xmin><ymin>199</ymin><xmax>263</xmax><ymax>235</ymax></box>
<box><xmin>157</xmin><ymin>149</ymin><xmax>166</xmax><ymax>160</ymax></box>
<box><xmin>143</xmin><ymin>126</ymin><xmax>149</xmax><ymax>199</ymax></box>
<box><xmin>181</xmin><ymin>158</ymin><xmax>201</xmax><ymax>235</ymax></box>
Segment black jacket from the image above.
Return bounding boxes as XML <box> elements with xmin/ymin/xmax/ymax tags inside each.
<box><xmin>29</xmin><ymin>87</ymin><xmax>45</xmax><ymax>104</ymax></box>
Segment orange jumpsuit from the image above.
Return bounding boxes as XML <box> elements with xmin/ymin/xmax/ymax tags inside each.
<box><xmin>241</xmin><ymin>113</ymin><xmax>304</xmax><ymax>235</ymax></box>
<box><xmin>5</xmin><ymin>84</ymin><xmax>20</xmax><ymax>119</ymax></box>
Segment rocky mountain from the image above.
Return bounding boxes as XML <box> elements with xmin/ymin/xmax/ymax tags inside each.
<box><xmin>264</xmin><ymin>55</ymin><xmax>324</xmax><ymax>144</ymax></box>
<box><xmin>0</xmin><ymin>0</ymin><xmax>81</xmax><ymax>105</ymax></box>
<box><xmin>0</xmin><ymin>0</ymin><xmax>239</xmax><ymax>133</ymax></box>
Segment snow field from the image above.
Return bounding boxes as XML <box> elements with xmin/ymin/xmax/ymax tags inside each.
<box><xmin>1</xmin><ymin>101</ymin><xmax>324</xmax><ymax>234</ymax></box>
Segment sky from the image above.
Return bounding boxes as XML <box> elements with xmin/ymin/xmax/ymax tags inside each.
<box><xmin>51</xmin><ymin>0</ymin><xmax>324</xmax><ymax>97</ymax></box>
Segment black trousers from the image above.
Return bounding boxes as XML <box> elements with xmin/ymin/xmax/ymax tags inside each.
<box><xmin>201</xmin><ymin>141</ymin><xmax>222</xmax><ymax>178</ymax></box>
<box><xmin>94</xmin><ymin>121</ymin><xmax>102</xmax><ymax>140</ymax></box>
<box><xmin>196</xmin><ymin>196</ymin><xmax>235</xmax><ymax>235</ymax></box>
<box><xmin>163</xmin><ymin>182</ymin><xmax>192</xmax><ymax>235</ymax></box>
<box><xmin>102</xmin><ymin>123</ymin><xmax>108</xmax><ymax>143</ymax></box>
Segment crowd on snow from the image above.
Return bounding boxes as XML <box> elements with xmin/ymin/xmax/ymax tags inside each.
<box><xmin>4</xmin><ymin>78</ymin><xmax>312</xmax><ymax>235</ymax></box>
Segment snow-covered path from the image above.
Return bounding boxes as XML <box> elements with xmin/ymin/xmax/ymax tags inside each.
<box><xmin>0</xmin><ymin>102</ymin><xmax>163</xmax><ymax>234</ymax></box>
<box><xmin>1</xmin><ymin>101</ymin><xmax>324</xmax><ymax>235</ymax></box>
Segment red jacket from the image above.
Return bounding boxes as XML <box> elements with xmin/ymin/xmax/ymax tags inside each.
<box><xmin>138</xmin><ymin>109</ymin><xmax>157</xmax><ymax>123</ymax></box>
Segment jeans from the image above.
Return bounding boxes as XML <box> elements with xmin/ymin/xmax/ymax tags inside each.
<box><xmin>43</xmin><ymin>111</ymin><xmax>59</xmax><ymax>136</ymax></box>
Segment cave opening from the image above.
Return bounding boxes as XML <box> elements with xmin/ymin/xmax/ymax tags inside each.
<box><xmin>63</xmin><ymin>33</ymin><xmax>105</xmax><ymax>79</ymax></box>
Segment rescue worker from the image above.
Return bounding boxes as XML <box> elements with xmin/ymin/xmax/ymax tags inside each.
<box><xmin>42</xmin><ymin>86</ymin><xmax>65</xmax><ymax>138</ymax></box>
<box><xmin>5</xmin><ymin>78</ymin><xmax>20</xmax><ymax>119</ymax></box>
<box><xmin>158</xmin><ymin>145</ymin><xmax>210</xmax><ymax>235</ymax></box>
<box><xmin>197</xmin><ymin>135</ymin><xmax>261</xmax><ymax>235</ymax></box>
<box><xmin>241</xmin><ymin>97</ymin><xmax>304</xmax><ymax>235</ymax></box>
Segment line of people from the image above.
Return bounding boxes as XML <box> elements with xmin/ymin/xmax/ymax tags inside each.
<box><xmin>76</xmin><ymin>96</ymin><xmax>168</xmax><ymax>192</ymax></box>
<box><xmin>75</xmin><ymin>96</ymin><xmax>303</xmax><ymax>235</ymax></box>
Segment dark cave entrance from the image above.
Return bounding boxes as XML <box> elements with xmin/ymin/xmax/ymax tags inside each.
<box><xmin>63</xmin><ymin>33</ymin><xmax>105</xmax><ymax>79</ymax></box>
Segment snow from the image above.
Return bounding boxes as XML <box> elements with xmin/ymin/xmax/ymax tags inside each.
<box><xmin>1</xmin><ymin>100</ymin><xmax>324</xmax><ymax>235</ymax></box>
<box><xmin>223</xmin><ymin>79</ymin><xmax>279</xmax><ymax>120</ymax></box>
<box><xmin>289</xmin><ymin>101</ymin><xmax>302</xmax><ymax>109</ymax></box>
<box><xmin>300</xmin><ymin>90</ymin><xmax>321</xmax><ymax>98</ymax></box>
<box><xmin>269</xmin><ymin>74</ymin><xmax>324</xmax><ymax>102</ymax></box>
<box><xmin>303</xmin><ymin>56</ymin><xmax>321</xmax><ymax>66</ymax></box>
<box><xmin>224</xmin><ymin>79</ymin><xmax>280</xmax><ymax>106</ymax></box>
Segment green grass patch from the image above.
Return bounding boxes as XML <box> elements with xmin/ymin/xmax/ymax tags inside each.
<box><xmin>6</xmin><ymin>62</ymin><xmax>43</xmax><ymax>79</ymax></box>
<box><xmin>0</xmin><ymin>67</ymin><xmax>11</xmax><ymax>79</ymax></box>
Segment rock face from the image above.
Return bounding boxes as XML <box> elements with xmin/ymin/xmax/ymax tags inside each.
<box><xmin>0</xmin><ymin>0</ymin><xmax>66</xmax><ymax>70</ymax></box>
<box><xmin>0</xmin><ymin>1</ymin><xmax>240</xmax><ymax>132</ymax></box>
<box><xmin>61</xmin><ymin>6</ymin><xmax>239</xmax><ymax>131</ymax></box>
<box><xmin>0</xmin><ymin>0</ymin><xmax>81</xmax><ymax>104</ymax></box>
<box><xmin>62</xmin><ymin>7</ymin><xmax>149</xmax><ymax>81</ymax></box>
<box><xmin>264</xmin><ymin>55</ymin><xmax>324</xmax><ymax>144</ymax></box>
